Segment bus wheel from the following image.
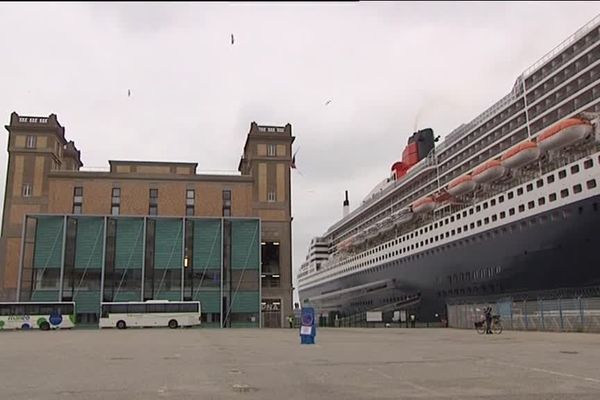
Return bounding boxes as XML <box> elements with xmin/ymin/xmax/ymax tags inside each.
<box><xmin>40</xmin><ymin>321</ymin><xmax>51</xmax><ymax>331</ymax></box>
<box><xmin>116</xmin><ymin>320</ymin><xmax>127</xmax><ymax>330</ymax></box>
<box><xmin>168</xmin><ymin>319</ymin><xmax>178</xmax><ymax>329</ymax></box>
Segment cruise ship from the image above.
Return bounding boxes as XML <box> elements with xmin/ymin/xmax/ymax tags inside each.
<box><xmin>297</xmin><ymin>16</ymin><xmax>600</xmax><ymax>322</ymax></box>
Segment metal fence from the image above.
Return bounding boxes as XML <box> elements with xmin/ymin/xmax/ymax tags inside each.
<box><xmin>448</xmin><ymin>296</ymin><xmax>600</xmax><ymax>333</ymax></box>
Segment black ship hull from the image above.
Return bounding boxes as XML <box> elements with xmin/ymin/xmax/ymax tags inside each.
<box><xmin>299</xmin><ymin>195</ymin><xmax>600</xmax><ymax>322</ymax></box>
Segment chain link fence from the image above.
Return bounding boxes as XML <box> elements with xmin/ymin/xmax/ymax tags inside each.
<box><xmin>448</xmin><ymin>296</ymin><xmax>600</xmax><ymax>333</ymax></box>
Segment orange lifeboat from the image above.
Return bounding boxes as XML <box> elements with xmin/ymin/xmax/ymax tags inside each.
<box><xmin>447</xmin><ymin>174</ymin><xmax>477</xmax><ymax>196</ymax></box>
<box><xmin>537</xmin><ymin>118</ymin><xmax>593</xmax><ymax>152</ymax></box>
<box><xmin>500</xmin><ymin>140</ymin><xmax>540</xmax><ymax>169</ymax></box>
<box><xmin>411</xmin><ymin>196</ymin><xmax>436</xmax><ymax>214</ymax></box>
<box><xmin>472</xmin><ymin>159</ymin><xmax>506</xmax><ymax>184</ymax></box>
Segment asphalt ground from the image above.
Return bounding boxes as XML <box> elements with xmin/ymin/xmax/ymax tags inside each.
<box><xmin>0</xmin><ymin>327</ymin><xmax>599</xmax><ymax>399</ymax></box>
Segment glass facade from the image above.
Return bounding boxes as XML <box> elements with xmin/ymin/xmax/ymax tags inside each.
<box><xmin>18</xmin><ymin>215</ymin><xmax>261</xmax><ymax>328</ymax></box>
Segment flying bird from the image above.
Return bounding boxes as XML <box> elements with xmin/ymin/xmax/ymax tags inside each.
<box><xmin>231</xmin><ymin>34</ymin><xmax>235</xmax><ymax>45</ymax></box>
<box><xmin>325</xmin><ymin>99</ymin><xmax>332</xmax><ymax>106</ymax></box>
<box><xmin>127</xmin><ymin>89</ymin><xmax>131</xmax><ymax>97</ymax></box>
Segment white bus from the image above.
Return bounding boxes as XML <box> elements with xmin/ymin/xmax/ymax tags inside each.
<box><xmin>99</xmin><ymin>301</ymin><xmax>201</xmax><ymax>329</ymax></box>
<box><xmin>0</xmin><ymin>302</ymin><xmax>76</xmax><ymax>331</ymax></box>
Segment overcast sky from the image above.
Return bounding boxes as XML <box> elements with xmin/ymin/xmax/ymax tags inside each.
<box><xmin>1</xmin><ymin>2</ymin><xmax>598</xmax><ymax>297</ymax></box>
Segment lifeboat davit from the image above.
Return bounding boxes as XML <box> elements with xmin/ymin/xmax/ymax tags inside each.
<box><xmin>472</xmin><ymin>159</ymin><xmax>506</xmax><ymax>184</ymax></box>
<box><xmin>500</xmin><ymin>140</ymin><xmax>540</xmax><ymax>169</ymax></box>
<box><xmin>537</xmin><ymin>118</ymin><xmax>593</xmax><ymax>152</ymax></box>
<box><xmin>411</xmin><ymin>196</ymin><xmax>436</xmax><ymax>214</ymax></box>
<box><xmin>447</xmin><ymin>175</ymin><xmax>477</xmax><ymax>196</ymax></box>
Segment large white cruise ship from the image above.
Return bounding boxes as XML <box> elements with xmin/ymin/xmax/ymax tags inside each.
<box><xmin>297</xmin><ymin>16</ymin><xmax>600</xmax><ymax>322</ymax></box>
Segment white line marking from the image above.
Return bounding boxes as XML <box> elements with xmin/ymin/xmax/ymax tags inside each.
<box><xmin>491</xmin><ymin>360</ymin><xmax>600</xmax><ymax>385</ymax></box>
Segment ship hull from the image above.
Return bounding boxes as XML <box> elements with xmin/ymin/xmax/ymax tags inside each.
<box><xmin>299</xmin><ymin>195</ymin><xmax>600</xmax><ymax>322</ymax></box>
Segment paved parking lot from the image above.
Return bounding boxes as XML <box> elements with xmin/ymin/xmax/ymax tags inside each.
<box><xmin>0</xmin><ymin>327</ymin><xmax>599</xmax><ymax>399</ymax></box>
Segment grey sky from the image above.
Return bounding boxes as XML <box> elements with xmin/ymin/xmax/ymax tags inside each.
<box><xmin>0</xmin><ymin>2</ymin><xmax>598</xmax><ymax>297</ymax></box>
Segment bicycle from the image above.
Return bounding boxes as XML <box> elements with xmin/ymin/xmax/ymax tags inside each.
<box><xmin>474</xmin><ymin>314</ymin><xmax>503</xmax><ymax>334</ymax></box>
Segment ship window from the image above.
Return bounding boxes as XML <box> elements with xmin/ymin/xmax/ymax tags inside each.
<box><xmin>519</xmin><ymin>204</ymin><xmax>525</xmax><ymax>212</ymax></box>
<box><xmin>528</xmin><ymin>201</ymin><xmax>535</xmax><ymax>209</ymax></box>
<box><xmin>477</xmin><ymin>220</ymin><xmax>482</xmax><ymax>227</ymax></box>
<box><xmin>558</xmin><ymin>170</ymin><xmax>566</xmax><ymax>179</ymax></box>
<box><xmin>492</xmin><ymin>215</ymin><xmax>497</xmax><ymax>222</ymax></box>
<box><xmin>571</xmin><ymin>165</ymin><xmax>580</xmax><ymax>174</ymax></box>
<box><xmin>584</xmin><ymin>159</ymin><xmax>593</xmax><ymax>169</ymax></box>
<box><xmin>561</xmin><ymin>188</ymin><xmax>569</xmax><ymax>198</ymax></box>
<box><xmin>547</xmin><ymin>175</ymin><xmax>555</xmax><ymax>184</ymax></box>
<box><xmin>499</xmin><ymin>195</ymin><xmax>504</xmax><ymax>203</ymax></box>
<box><xmin>538</xmin><ymin>197</ymin><xmax>546</xmax><ymax>206</ymax></box>
<box><xmin>587</xmin><ymin>179</ymin><xmax>597</xmax><ymax>189</ymax></box>
<box><xmin>508</xmin><ymin>192</ymin><xmax>514</xmax><ymax>199</ymax></box>
<box><xmin>517</xmin><ymin>187</ymin><xmax>524</xmax><ymax>196</ymax></box>
<box><xmin>526</xmin><ymin>184</ymin><xmax>533</xmax><ymax>192</ymax></box>
<box><xmin>573</xmin><ymin>184</ymin><xmax>582</xmax><ymax>194</ymax></box>
<box><xmin>483</xmin><ymin>202</ymin><xmax>488</xmax><ymax>209</ymax></box>
<box><xmin>549</xmin><ymin>193</ymin><xmax>557</xmax><ymax>202</ymax></box>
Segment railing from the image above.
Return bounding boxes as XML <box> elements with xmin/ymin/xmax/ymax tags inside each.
<box><xmin>522</xmin><ymin>13</ymin><xmax>600</xmax><ymax>79</ymax></box>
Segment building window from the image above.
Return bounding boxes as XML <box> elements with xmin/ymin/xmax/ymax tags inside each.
<box><xmin>26</xmin><ymin>135</ymin><xmax>36</xmax><ymax>149</ymax></box>
<box><xmin>22</xmin><ymin>183</ymin><xmax>32</xmax><ymax>197</ymax></box>
<box><xmin>526</xmin><ymin>184</ymin><xmax>533</xmax><ymax>192</ymax></box>
<box><xmin>149</xmin><ymin>188</ymin><xmax>158</xmax><ymax>215</ymax></box>
<box><xmin>267</xmin><ymin>144</ymin><xmax>277</xmax><ymax>156</ymax></box>
<box><xmin>111</xmin><ymin>187</ymin><xmax>120</xmax><ymax>215</ymax></box>
<box><xmin>538</xmin><ymin>197</ymin><xmax>546</xmax><ymax>206</ymax></box>
<box><xmin>549</xmin><ymin>193</ymin><xmax>557</xmax><ymax>202</ymax></box>
<box><xmin>560</xmin><ymin>189</ymin><xmax>569</xmax><ymax>198</ymax></box>
<box><xmin>186</xmin><ymin>189</ymin><xmax>195</xmax><ymax>216</ymax></box>
<box><xmin>508</xmin><ymin>192</ymin><xmax>514</xmax><ymax>200</ymax></box>
<box><xmin>587</xmin><ymin>179</ymin><xmax>597</xmax><ymax>189</ymax></box>
<box><xmin>517</xmin><ymin>187</ymin><xmax>524</xmax><ymax>196</ymax></box>
<box><xmin>509</xmin><ymin>208</ymin><xmax>515</xmax><ymax>216</ymax></box>
<box><xmin>267</xmin><ymin>191</ymin><xmax>276</xmax><ymax>202</ymax></box>
<box><xmin>222</xmin><ymin>189</ymin><xmax>231</xmax><ymax>216</ymax></box>
<box><xmin>584</xmin><ymin>159</ymin><xmax>593</xmax><ymax>169</ymax></box>
<box><xmin>536</xmin><ymin>179</ymin><xmax>544</xmax><ymax>188</ymax></box>
<box><xmin>558</xmin><ymin>170</ymin><xmax>566</xmax><ymax>179</ymax></box>
<box><xmin>573</xmin><ymin>184</ymin><xmax>582</xmax><ymax>194</ymax></box>
<box><xmin>73</xmin><ymin>186</ymin><xmax>83</xmax><ymax>214</ymax></box>
<box><xmin>528</xmin><ymin>201</ymin><xmax>535</xmax><ymax>209</ymax></box>
<box><xmin>518</xmin><ymin>204</ymin><xmax>525</xmax><ymax>212</ymax></box>
<box><xmin>547</xmin><ymin>175</ymin><xmax>555</xmax><ymax>184</ymax></box>
<box><xmin>571</xmin><ymin>165</ymin><xmax>580</xmax><ymax>174</ymax></box>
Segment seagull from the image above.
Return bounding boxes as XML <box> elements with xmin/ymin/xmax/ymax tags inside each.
<box><xmin>127</xmin><ymin>89</ymin><xmax>131</xmax><ymax>97</ymax></box>
<box><xmin>325</xmin><ymin>99</ymin><xmax>332</xmax><ymax>106</ymax></box>
<box><xmin>231</xmin><ymin>34</ymin><xmax>235</xmax><ymax>45</ymax></box>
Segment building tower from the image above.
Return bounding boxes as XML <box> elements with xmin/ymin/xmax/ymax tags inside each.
<box><xmin>239</xmin><ymin>122</ymin><xmax>295</xmax><ymax>327</ymax></box>
<box><xmin>0</xmin><ymin>112</ymin><xmax>81</xmax><ymax>300</ymax></box>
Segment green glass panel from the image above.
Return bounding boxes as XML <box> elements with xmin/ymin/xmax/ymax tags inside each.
<box><xmin>74</xmin><ymin>218</ymin><xmax>104</xmax><ymax>269</ymax></box>
<box><xmin>154</xmin><ymin>291</ymin><xmax>181</xmax><ymax>301</ymax></box>
<box><xmin>231</xmin><ymin>220</ymin><xmax>259</xmax><ymax>270</ymax></box>
<box><xmin>33</xmin><ymin>217</ymin><xmax>64</xmax><ymax>269</ymax></box>
<box><xmin>193</xmin><ymin>290</ymin><xmax>221</xmax><ymax>313</ymax></box>
<box><xmin>193</xmin><ymin>219</ymin><xmax>221</xmax><ymax>270</ymax></box>
<box><xmin>115</xmin><ymin>219</ymin><xmax>144</xmax><ymax>270</ymax></box>
<box><xmin>113</xmin><ymin>291</ymin><xmax>140</xmax><ymax>302</ymax></box>
<box><xmin>73</xmin><ymin>291</ymin><xmax>101</xmax><ymax>314</ymax></box>
<box><xmin>30</xmin><ymin>290</ymin><xmax>59</xmax><ymax>302</ymax></box>
<box><xmin>154</xmin><ymin>219</ymin><xmax>183</xmax><ymax>269</ymax></box>
<box><xmin>230</xmin><ymin>291</ymin><xmax>259</xmax><ymax>313</ymax></box>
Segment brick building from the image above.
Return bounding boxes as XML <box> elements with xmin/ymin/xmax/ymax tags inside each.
<box><xmin>0</xmin><ymin>112</ymin><xmax>294</xmax><ymax>327</ymax></box>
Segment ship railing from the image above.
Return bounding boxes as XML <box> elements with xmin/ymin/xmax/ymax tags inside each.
<box><xmin>522</xmin><ymin>14</ymin><xmax>600</xmax><ymax>79</ymax></box>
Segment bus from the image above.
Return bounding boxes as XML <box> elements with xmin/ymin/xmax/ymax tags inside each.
<box><xmin>0</xmin><ymin>302</ymin><xmax>76</xmax><ymax>331</ymax></box>
<box><xmin>99</xmin><ymin>301</ymin><xmax>201</xmax><ymax>329</ymax></box>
